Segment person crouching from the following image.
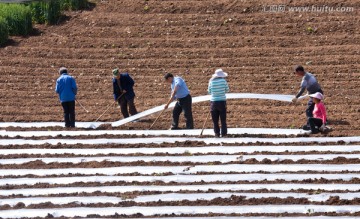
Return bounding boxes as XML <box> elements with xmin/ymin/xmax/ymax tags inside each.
<box><xmin>308</xmin><ymin>92</ymin><xmax>327</xmax><ymax>134</ymax></box>
<box><xmin>208</xmin><ymin>69</ymin><xmax>230</xmax><ymax>137</ymax></box>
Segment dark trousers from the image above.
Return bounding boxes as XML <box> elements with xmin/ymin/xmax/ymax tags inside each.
<box><xmin>61</xmin><ymin>101</ymin><xmax>75</xmax><ymax>128</ymax></box>
<box><xmin>308</xmin><ymin>117</ymin><xmax>323</xmax><ymax>133</ymax></box>
<box><xmin>306</xmin><ymin>89</ymin><xmax>324</xmax><ymax>118</ymax></box>
<box><xmin>172</xmin><ymin>94</ymin><xmax>194</xmax><ymax>129</ymax></box>
<box><xmin>210</xmin><ymin>101</ymin><xmax>227</xmax><ymax>136</ymax></box>
<box><xmin>118</xmin><ymin>96</ymin><xmax>137</xmax><ymax>118</ymax></box>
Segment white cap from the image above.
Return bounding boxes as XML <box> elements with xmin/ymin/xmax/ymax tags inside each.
<box><xmin>309</xmin><ymin>92</ymin><xmax>324</xmax><ymax>100</ymax></box>
<box><xmin>211</xmin><ymin>69</ymin><xmax>228</xmax><ymax>79</ymax></box>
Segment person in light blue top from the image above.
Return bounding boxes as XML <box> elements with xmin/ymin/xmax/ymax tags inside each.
<box><xmin>208</xmin><ymin>69</ymin><xmax>230</xmax><ymax>137</ymax></box>
<box><xmin>164</xmin><ymin>73</ymin><xmax>194</xmax><ymax>130</ymax></box>
<box><xmin>55</xmin><ymin>67</ymin><xmax>77</xmax><ymax>128</ymax></box>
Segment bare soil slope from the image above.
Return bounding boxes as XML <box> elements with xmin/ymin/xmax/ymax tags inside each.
<box><xmin>0</xmin><ymin>0</ymin><xmax>359</xmax><ymax>136</ymax></box>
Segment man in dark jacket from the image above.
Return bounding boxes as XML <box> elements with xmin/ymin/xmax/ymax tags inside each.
<box><xmin>55</xmin><ymin>67</ymin><xmax>77</xmax><ymax>128</ymax></box>
<box><xmin>112</xmin><ymin>68</ymin><xmax>138</xmax><ymax>118</ymax></box>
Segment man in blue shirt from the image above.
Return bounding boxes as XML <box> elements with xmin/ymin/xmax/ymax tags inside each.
<box><xmin>55</xmin><ymin>67</ymin><xmax>77</xmax><ymax>128</ymax></box>
<box><xmin>164</xmin><ymin>73</ymin><xmax>194</xmax><ymax>129</ymax></box>
<box><xmin>112</xmin><ymin>68</ymin><xmax>138</xmax><ymax>118</ymax></box>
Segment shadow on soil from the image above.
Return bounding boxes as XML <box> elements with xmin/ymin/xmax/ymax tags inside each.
<box><xmin>328</xmin><ymin>120</ymin><xmax>350</xmax><ymax>126</ymax></box>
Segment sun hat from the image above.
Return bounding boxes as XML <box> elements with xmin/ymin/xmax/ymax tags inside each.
<box><xmin>112</xmin><ymin>68</ymin><xmax>119</xmax><ymax>77</ymax></box>
<box><xmin>59</xmin><ymin>67</ymin><xmax>68</xmax><ymax>74</ymax></box>
<box><xmin>212</xmin><ymin>69</ymin><xmax>228</xmax><ymax>79</ymax></box>
<box><xmin>309</xmin><ymin>92</ymin><xmax>324</xmax><ymax>100</ymax></box>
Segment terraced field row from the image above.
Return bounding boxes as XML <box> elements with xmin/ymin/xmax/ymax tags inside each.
<box><xmin>1</xmin><ymin>129</ymin><xmax>359</xmax><ymax>218</ymax></box>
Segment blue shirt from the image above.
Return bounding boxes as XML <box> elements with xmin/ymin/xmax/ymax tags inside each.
<box><xmin>171</xmin><ymin>76</ymin><xmax>190</xmax><ymax>99</ymax></box>
<box><xmin>55</xmin><ymin>73</ymin><xmax>77</xmax><ymax>103</ymax></box>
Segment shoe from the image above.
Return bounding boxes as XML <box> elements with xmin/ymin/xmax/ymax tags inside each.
<box><xmin>169</xmin><ymin>127</ymin><xmax>180</xmax><ymax>130</ymax></box>
<box><xmin>302</xmin><ymin>125</ymin><xmax>311</xmax><ymax>130</ymax></box>
<box><xmin>221</xmin><ymin>134</ymin><xmax>228</xmax><ymax>138</ymax></box>
<box><xmin>215</xmin><ymin>134</ymin><xmax>220</xmax><ymax>138</ymax></box>
<box><xmin>310</xmin><ymin>130</ymin><xmax>320</xmax><ymax>134</ymax></box>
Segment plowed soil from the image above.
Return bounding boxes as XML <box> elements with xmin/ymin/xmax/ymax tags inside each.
<box><xmin>0</xmin><ymin>0</ymin><xmax>359</xmax><ymax>136</ymax></box>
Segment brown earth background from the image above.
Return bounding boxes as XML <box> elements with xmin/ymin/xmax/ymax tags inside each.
<box><xmin>0</xmin><ymin>0</ymin><xmax>359</xmax><ymax>136</ymax></box>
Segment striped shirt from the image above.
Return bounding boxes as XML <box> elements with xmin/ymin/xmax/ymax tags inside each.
<box><xmin>208</xmin><ymin>78</ymin><xmax>230</xmax><ymax>101</ymax></box>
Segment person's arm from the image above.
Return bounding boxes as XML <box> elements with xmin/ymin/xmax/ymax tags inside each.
<box><xmin>72</xmin><ymin>78</ymin><xmax>77</xmax><ymax>96</ymax></box>
<box><xmin>208</xmin><ymin>80</ymin><xmax>212</xmax><ymax>94</ymax></box>
<box><xmin>292</xmin><ymin>79</ymin><xmax>307</xmax><ymax>102</ymax></box>
<box><xmin>55</xmin><ymin>79</ymin><xmax>60</xmax><ymax>94</ymax></box>
<box><xmin>164</xmin><ymin>86</ymin><xmax>178</xmax><ymax>109</ymax></box>
<box><xmin>113</xmin><ymin>79</ymin><xmax>119</xmax><ymax>100</ymax></box>
<box><xmin>295</xmin><ymin>87</ymin><xmax>306</xmax><ymax>98</ymax></box>
<box><xmin>320</xmin><ymin>103</ymin><xmax>327</xmax><ymax>125</ymax></box>
<box><xmin>225</xmin><ymin>80</ymin><xmax>230</xmax><ymax>93</ymax></box>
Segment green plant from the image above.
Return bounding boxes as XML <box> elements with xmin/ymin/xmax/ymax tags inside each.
<box><xmin>29</xmin><ymin>0</ymin><xmax>61</xmax><ymax>25</ymax></box>
<box><xmin>0</xmin><ymin>16</ymin><xmax>9</xmax><ymax>45</ymax></box>
<box><xmin>61</xmin><ymin>0</ymin><xmax>89</xmax><ymax>10</ymax></box>
<box><xmin>0</xmin><ymin>3</ymin><xmax>32</xmax><ymax>36</ymax></box>
<box><xmin>46</xmin><ymin>0</ymin><xmax>62</xmax><ymax>24</ymax></box>
<box><xmin>30</xmin><ymin>1</ymin><xmax>47</xmax><ymax>24</ymax></box>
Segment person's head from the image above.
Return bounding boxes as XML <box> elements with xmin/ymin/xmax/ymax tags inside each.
<box><xmin>293</xmin><ymin>65</ymin><xmax>305</xmax><ymax>77</ymax></box>
<box><xmin>309</xmin><ymin>92</ymin><xmax>323</xmax><ymax>104</ymax></box>
<box><xmin>59</xmin><ymin>67</ymin><xmax>68</xmax><ymax>75</ymax></box>
<box><xmin>164</xmin><ymin>73</ymin><xmax>174</xmax><ymax>84</ymax></box>
<box><xmin>211</xmin><ymin>69</ymin><xmax>228</xmax><ymax>80</ymax></box>
<box><xmin>112</xmin><ymin>68</ymin><xmax>120</xmax><ymax>79</ymax></box>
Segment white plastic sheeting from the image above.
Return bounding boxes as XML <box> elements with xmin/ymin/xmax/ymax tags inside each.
<box><xmin>0</xmin><ymin>122</ymin><xmax>105</xmax><ymax>129</ymax></box>
<box><xmin>0</xmin><ymin>93</ymin><xmax>306</xmax><ymax>129</ymax></box>
<box><xmin>1</xmin><ymin>164</ymin><xmax>359</xmax><ymax>177</ymax></box>
<box><xmin>104</xmin><ymin>217</ymin><xmax>360</xmax><ymax>219</ymax></box>
<box><xmin>1</xmin><ymin>145</ymin><xmax>359</xmax><ymax>155</ymax></box>
<box><xmin>1</xmin><ymin>136</ymin><xmax>360</xmax><ymax>146</ymax></box>
<box><xmin>0</xmin><ymin>196</ymin><xmax>123</xmax><ymax>207</ymax></box>
<box><xmin>1</xmin><ymin>184</ymin><xmax>359</xmax><ymax>197</ymax></box>
<box><xmin>0</xmin><ymin>128</ymin><xmax>310</xmax><ymax>137</ymax></box>
<box><xmin>1</xmin><ymin>205</ymin><xmax>359</xmax><ymax>218</ymax></box>
<box><xmin>111</xmin><ymin>93</ymin><xmax>303</xmax><ymax>127</ymax></box>
<box><xmin>133</xmin><ymin>192</ymin><xmax>360</xmax><ymax>203</ymax></box>
<box><xmin>1</xmin><ymin>173</ymin><xmax>358</xmax><ymax>186</ymax></box>
<box><xmin>0</xmin><ymin>193</ymin><xmax>358</xmax><ymax>207</ymax></box>
<box><xmin>1</xmin><ymin>154</ymin><xmax>359</xmax><ymax>165</ymax></box>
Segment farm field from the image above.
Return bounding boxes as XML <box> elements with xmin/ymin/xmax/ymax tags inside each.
<box><xmin>0</xmin><ymin>0</ymin><xmax>359</xmax><ymax>218</ymax></box>
<box><xmin>0</xmin><ymin>134</ymin><xmax>360</xmax><ymax>218</ymax></box>
<box><xmin>0</xmin><ymin>0</ymin><xmax>359</xmax><ymax>135</ymax></box>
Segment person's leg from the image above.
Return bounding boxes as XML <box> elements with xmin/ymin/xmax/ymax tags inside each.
<box><xmin>210</xmin><ymin>102</ymin><xmax>220</xmax><ymax>136</ymax></box>
<box><xmin>68</xmin><ymin>101</ymin><xmax>75</xmax><ymax>127</ymax></box>
<box><xmin>219</xmin><ymin>101</ymin><xmax>227</xmax><ymax>136</ymax></box>
<box><xmin>61</xmin><ymin>102</ymin><xmax>70</xmax><ymax>128</ymax></box>
<box><xmin>127</xmin><ymin>98</ymin><xmax>138</xmax><ymax>116</ymax></box>
<box><xmin>306</xmin><ymin>97</ymin><xmax>315</xmax><ymax>118</ymax></box>
<box><xmin>308</xmin><ymin>117</ymin><xmax>322</xmax><ymax>134</ymax></box>
<box><xmin>119</xmin><ymin>96</ymin><xmax>130</xmax><ymax>118</ymax></box>
<box><xmin>181</xmin><ymin>95</ymin><xmax>194</xmax><ymax>129</ymax></box>
<box><xmin>171</xmin><ymin>102</ymin><xmax>182</xmax><ymax>129</ymax></box>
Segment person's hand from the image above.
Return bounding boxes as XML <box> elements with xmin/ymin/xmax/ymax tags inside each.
<box><xmin>164</xmin><ymin>104</ymin><xmax>169</xmax><ymax>110</ymax></box>
<box><xmin>292</xmin><ymin>97</ymin><xmax>298</xmax><ymax>103</ymax></box>
<box><xmin>319</xmin><ymin>124</ymin><xmax>326</xmax><ymax>132</ymax></box>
